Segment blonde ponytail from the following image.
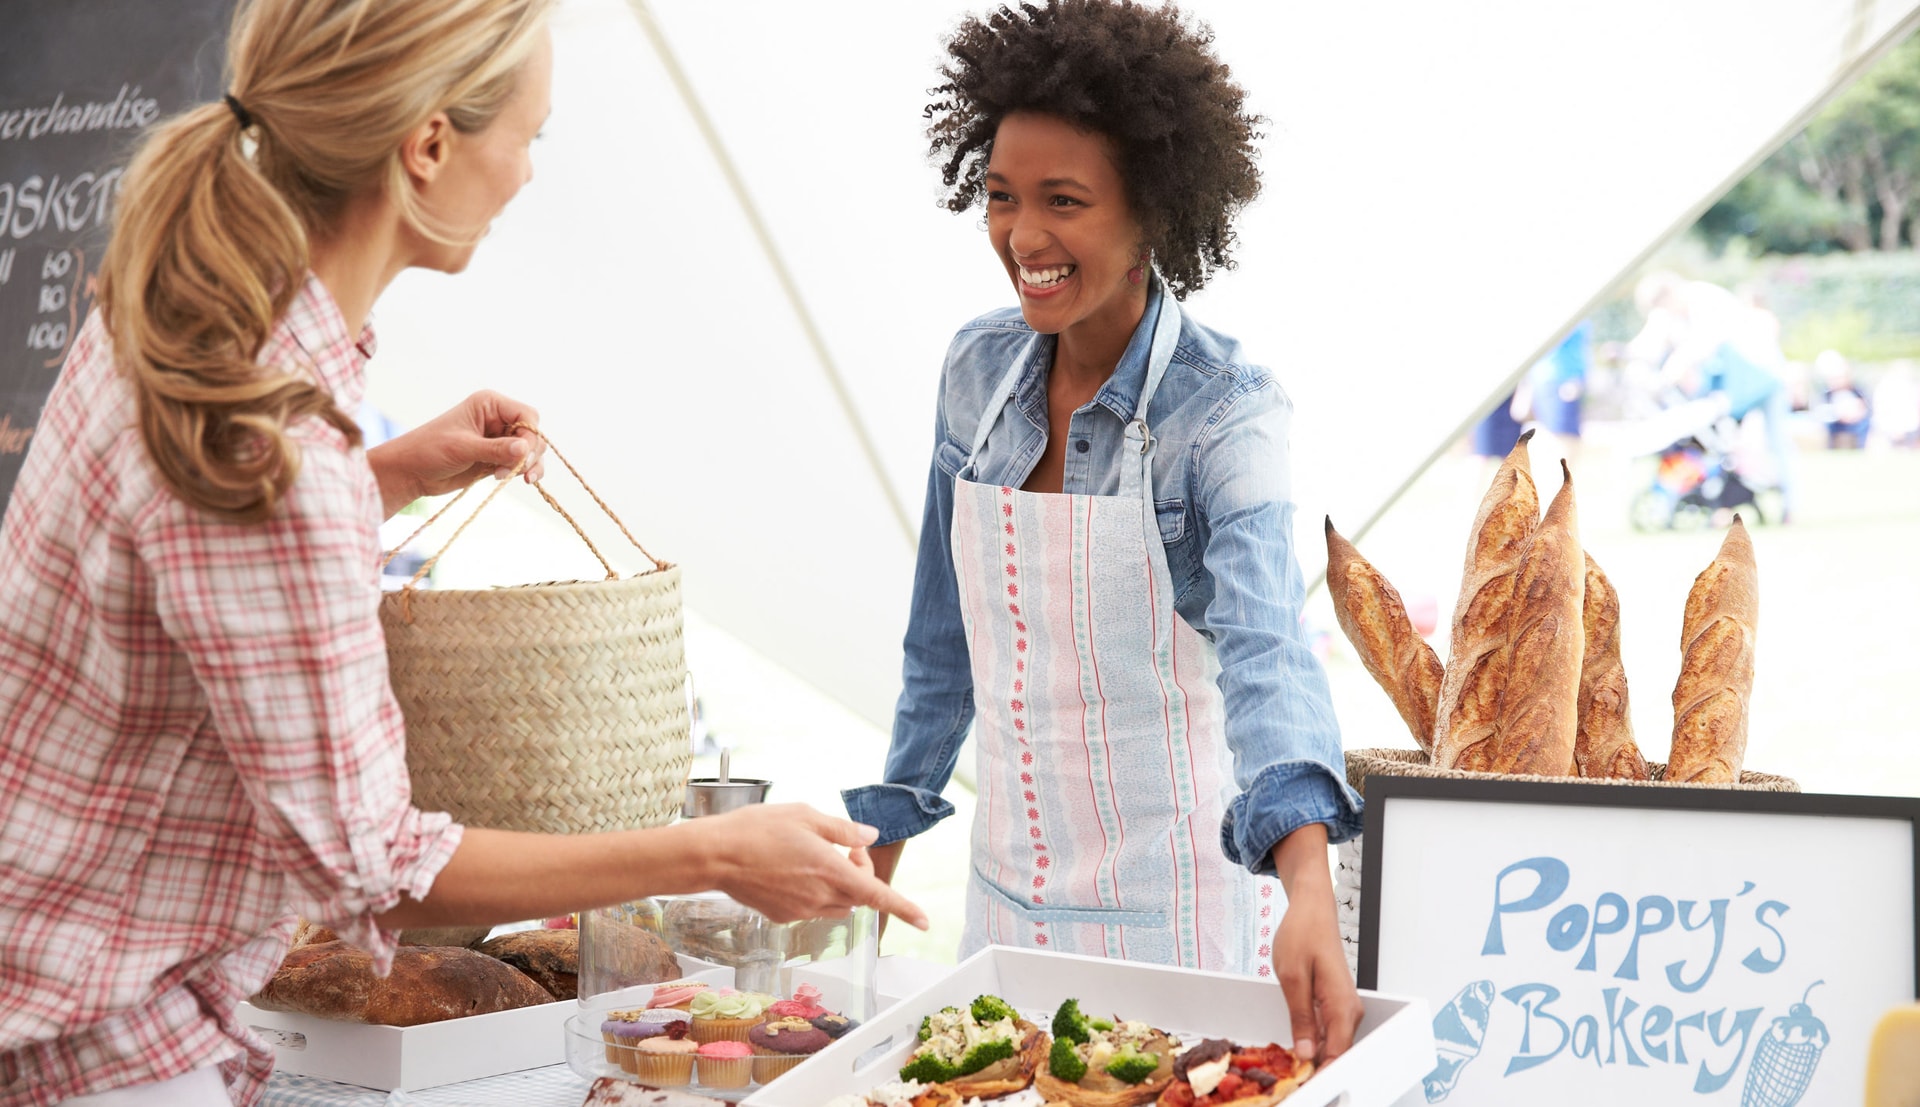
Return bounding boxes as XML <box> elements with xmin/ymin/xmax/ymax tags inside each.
<box><xmin>97</xmin><ymin>0</ymin><xmax>552</xmax><ymax>522</ymax></box>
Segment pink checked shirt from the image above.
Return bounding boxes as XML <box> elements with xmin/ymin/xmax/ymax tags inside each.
<box><xmin>0</xmin><ymin>276</ymin><xmax>463</xmax><ymax>1105</ymax></box>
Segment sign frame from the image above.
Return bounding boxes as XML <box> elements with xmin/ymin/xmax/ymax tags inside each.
<box><xmin>1351</xmin><ymin>767</ymin><xmax>1920</xmax><ymax>1105</ymax></box>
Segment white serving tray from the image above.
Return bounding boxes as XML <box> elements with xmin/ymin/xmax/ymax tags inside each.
<box><xmin>237</xmin><ymin>996</ymin><xmax>574</xmax><ymax>1091</ymax></box>
<box><xmin>740</xmin><ymin>945</ymin><xmax>1433</xmax><ymax>1107</ymax></box>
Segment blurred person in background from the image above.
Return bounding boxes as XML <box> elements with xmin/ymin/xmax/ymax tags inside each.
<box><xmin>1877</xmin><ymin>360</ymin><xmax>1920</xmax><ymax>448</ymax></box>
<box><xmin>1814</xmin><ymin>349</ymin><xmax>1872</xmax><ymax>449</ymax></box>
<box><xmin>1509</xmin><ymin>319</ymin><xmax>1590</xmax><ymax>467</ymax></box>
<box><xmin>1629</xmin><ymin>271</ymin><xmax>1798</xmax><ymax>522</ymax></box>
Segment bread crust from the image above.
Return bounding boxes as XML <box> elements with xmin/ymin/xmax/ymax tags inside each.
<box><xmin>947</xmin><ymin>1024</ymin><xmax>1049</xmax><ymax>1100</ymax></box>
<box><xmin>1434</xmin><ymin>432</ymin><xmax>1539</xmax><ymax>767</ymax></box>
<box><xmin>1667</xmin><ymin>519</ymin><xmax>1759</xmax><ymax>784</ymax></box>
<box><xmin>476</xmin><ymin>928</ymin><xmax>578</xmax><ymax>1000</ymax></box>
<box><xmin>1035</xmin><ymin>1034</ymin><xmax>1178</xmax><ymax>1107</ymax></box>
<box><xmin>1473</xmin><ymin>463</ymin><xmax>1582</xmax><ymax>776</ymax></box>
<box><xmin>1575</xmin><ymin>554</ymin><xmax>1649</xmax><ymax>780</ymax></box>
<box><xmin>251</xmin><ymin>941</ymin><xmax>554</xmax><ymax>1026</ymax></box>
<box><xmin>1153</xmin><ymin>1062</ymin><xmax>1314</xmax><ymax>1107</ymax></box>
<box><xmin>1325</xmin><ymin>519</ymin><xmax>1443</xmax><ymax>753</ymax></box>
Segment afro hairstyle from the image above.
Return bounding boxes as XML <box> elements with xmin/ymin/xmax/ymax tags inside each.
<box><xmin>926</xmin><ymin>0</ymin><xmax>1263</xmax><ymax>299</ymax></box>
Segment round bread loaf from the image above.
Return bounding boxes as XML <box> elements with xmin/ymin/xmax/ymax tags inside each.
<box><xmin>251</xmin><ymin>941</ymin><xmax>554</xmax><ymax>1026</ymax></box>
<box><xmin>476</xmin><ymin>928</ymin><xmax>580</xmax><ymax>1000</ymax></box>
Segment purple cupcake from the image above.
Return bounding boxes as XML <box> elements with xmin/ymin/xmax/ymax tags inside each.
<box><xmin>600</xmin><ymin>1008</ymin><xmax>673</xmax><ymax>1073</ymax></box>
<box><xmin>748</xmin><ymin>1016</ymin><xmax>833</xmax><ymax>1082</ymax></box>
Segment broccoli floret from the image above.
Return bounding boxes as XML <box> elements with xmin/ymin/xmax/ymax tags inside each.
<box><xmin>899</xmin><ymin>1052</ymin><xmax>959</xmax><ymax>1084</ymax></box>
<box><xmin>1104</xmin><ymin>1046</ymin><xmax>1161</xmax><ymax>1086</ymax></box>
<box><xmin>1048</xmin><ymin>1037</ymin><xmax>1088</xmax><ymax>1083</ymax></box>
<box><xmin>957</xmin><ymin>1038</ymin><xmax>1016</xmax><ymax>1076</ymax></box>
<box><xmin>918</xmin><ymin>1006</ymin><xmax>962</xmax><ymax>1042</ymax></box>
<box><xmin>971</xmin><ymin>994</ymin><xmax>1017</xmax><ymax>1024</ymax></box>
<box><xmin>1089</xmin><ymin>1017</ymin><xmax>1115</xmax><ymax>1032</ymax></box>
<box><xmin>1051</xmin><ymin>998</ymin><xmax>1091</xmax><ymax>1045</ymax></box>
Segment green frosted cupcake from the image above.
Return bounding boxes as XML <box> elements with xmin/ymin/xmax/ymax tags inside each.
<box><xmin>689</xmin><ymin>989</ymin><xmax>775</xmax><ymax>1044</ymax></box>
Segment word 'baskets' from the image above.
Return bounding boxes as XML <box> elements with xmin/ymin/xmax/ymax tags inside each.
<box><xmin>379</xmin><ymin>428</ymin><xmax>691</xmax><ymax>836</ymax></box>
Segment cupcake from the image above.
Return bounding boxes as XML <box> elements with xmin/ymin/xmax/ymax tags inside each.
<box><xmin>599</xmin><ymin>1007</ymin><xmax>666</xmax><ymax>1072</ymax></box>
<box><xmin>695</xmin><ymin>1039</ymin><xmax>754</xmax><ymax>1089</ymax></box>
<box><xmin>748</xmin><ymin>1016</ymin><xmax>832</xmax><ymax>1082</ymax></box>
<box><xmin>811</xmin><ymin>1012</ymin><xmax>860</xmax><ymax>1040</ymax></box>
<box><xmin>766</xmin><ymin>983</ymin><xmax>829</xmax><ymax>1021</ymax></box>
<box><xmin>647</xmin><ymin>980</ymin><xmax>711</xmax><ymax>1011</ymax></box>
<box><xmin>632</xmin><ymin>1022</ymin><xmax>698</xmax><ymax>1086</ymax></box>
<box><xmin>689</xmin><ymin>989</ymin><xmax>775</xmax><ymax>1044</ymax></box>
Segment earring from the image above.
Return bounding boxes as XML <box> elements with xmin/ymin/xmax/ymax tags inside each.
<box><xmin>1127</xmin><ymin>254</ymin><xmax>1149</xmax><ymax>285</ymax></box>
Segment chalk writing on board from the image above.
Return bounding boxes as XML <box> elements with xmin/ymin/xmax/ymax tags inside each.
<box><xmin>0</xmin><ymin>85</ymin><xmax>161</xmax><ymax>143</ymax></box>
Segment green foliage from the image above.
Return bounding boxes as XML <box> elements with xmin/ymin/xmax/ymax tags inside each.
<box><xmin>958</xmin><ymin>1038</ymin><xmax>1016</xmax><ymax>1076</ymax></box>
<box><xmin>1051</xmin><ymin>998</ymin><xmax>1091</xmax><ymax>1045</ymax></box>
<box><xmin>1104</xmin><ymin>1046</ymin><xmax>1161</xmax><ymax>1086</ymax></box>
<box><xmin>1049</xmin><ymin>1038</ymin><xmax>1089</xmax><ymax>1083</ymax></box>
<box><xmin>971</xmin><ymin>995</ymin><xmax>1017</xmax><ymax>1024</ymax></box>
<box><xmin>900</xmin><ymin>1052</ymin><xmax>960</xmax><ymax>1084</ymax></box>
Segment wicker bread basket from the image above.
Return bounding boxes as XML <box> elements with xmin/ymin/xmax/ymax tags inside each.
<box><xmin>1332</xmin><ymin>747</ymin><xmax>1800</xmax><ymax>974</ymax></box>
<box><xmin>379</xmin><ymin>430</ymin><xmax>692</xmax><ymax>838</ymax></box>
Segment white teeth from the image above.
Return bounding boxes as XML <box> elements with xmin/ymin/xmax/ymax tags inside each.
<box><xmin>1021</xmin><ymin>264</ymin><xmax>1076</xmax><ymax>288</ymax></box>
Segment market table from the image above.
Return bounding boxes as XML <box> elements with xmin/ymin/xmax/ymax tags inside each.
<box><xmin>264</xmin><ymin>1066</ymin><xmax>590</xmax><ymax>1107</ymax></box>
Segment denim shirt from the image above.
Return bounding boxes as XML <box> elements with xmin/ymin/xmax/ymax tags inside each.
<box><xmin>843</xmin><ymin>280</ymin><xmax>1364</xmax><ymax>877</ymax></box>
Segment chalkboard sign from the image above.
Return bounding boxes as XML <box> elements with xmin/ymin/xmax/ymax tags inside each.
<box><xmin>0</xmin><ymin>1</ymin><xmax>232</xmax><ymax>510</ymax></box>
<box><xmin>1358</xmin><ymin>775</ymin><xmax>1920</xmax><ymax>1107</ymax></box>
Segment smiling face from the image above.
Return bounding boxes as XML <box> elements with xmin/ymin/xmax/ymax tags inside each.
<box><xmin>985</xmin><ymin>111</ymin><xmax>1148</xmax><ymax>346</ymax></box>
<box><xmin>409</xmin><ymin>25</ymin><xmax>554</xmax><ymax>273</ymax></box>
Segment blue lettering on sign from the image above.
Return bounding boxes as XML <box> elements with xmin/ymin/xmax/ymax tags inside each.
<box><xmin>1450</xmin><ymin>859</ymin><xmax>1821</xmax><ymax>1102</ymax></box>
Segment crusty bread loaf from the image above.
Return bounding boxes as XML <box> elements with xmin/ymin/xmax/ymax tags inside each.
<box><xmin>475</xmin><ymin>928</ymin><xmax>579</xmax><ymax>1001</ymax></box>
<box><xmin>1575</xmin><ymin>554</ymin><xmax>1650</xmax><ymax>780</ymax></box>
<box><xmin>1325</xmin><ymin>518</ymin><xmax>1444</xmax><ymax>754</ymax></box>
<box><xmin>251</xmin><ymin>941</ymin><xmax>554</xmax><ymax>1025</ymax></box>
<box><xmin>1667</xmin><ymin>518</ymin><xmax>1759</xmax><ymax>784</ymax></box>
<box><xmin>1461</xmin><ymin>461</ymin><xmax>1582</xmax><ymax>776</ymax></box>
<box><xmin>1433</xmin><ymin>432</ymin><xmax>1539</xmax><ymax>768</ymax></box>
<box><xmin>289</xmin><ymin>919</ymin><xmax>337</xmax><ymax>949</ymax></box>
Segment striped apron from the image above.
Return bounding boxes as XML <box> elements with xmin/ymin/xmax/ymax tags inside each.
<box><xmin>952</xmin><ymin>294</ymin><xmax>1280</xmax><ymax>976</ymax></box>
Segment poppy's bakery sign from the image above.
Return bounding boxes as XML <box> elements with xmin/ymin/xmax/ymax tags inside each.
<box><xmin>0</xmin><ymin>1</ymin><xmax>230</xmax><ymax>508</ymax></box>
<box><xmin>1358</xmin><ymin>776</ymin><xmax>1920</xmax><ymax>1106</ymax></box>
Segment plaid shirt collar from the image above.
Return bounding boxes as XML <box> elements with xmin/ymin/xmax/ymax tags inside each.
<box><xmin>281</xmin><ymin>273</ymin><xmax>378</xmax><ymax>411</ymax></box>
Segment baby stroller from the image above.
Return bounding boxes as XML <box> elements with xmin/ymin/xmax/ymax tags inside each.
<box><xmin>1627</xmin><ymin>393</ymin><xmax>1780</xmax><ymax>531</ymax></box>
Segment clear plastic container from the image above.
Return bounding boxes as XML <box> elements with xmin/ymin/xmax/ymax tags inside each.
<box><xmin>565</xmin><ymin>893</ymin><xmax>878</xmax><ymax>1099</ymax></box>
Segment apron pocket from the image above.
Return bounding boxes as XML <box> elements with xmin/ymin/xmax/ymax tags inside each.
<box><xmin>973</xmin><ymin>865</ymin><xmax>1167</xmax><ymax>929</ymax></box>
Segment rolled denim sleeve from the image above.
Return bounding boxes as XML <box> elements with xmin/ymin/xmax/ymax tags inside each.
<box><xmin>1194</xmin><ymin>378</ymin><xmax>1364</xmax><ymax>874</ymax></box>
<box><xmin>843</xmin><ymin>411</ymin><xmax>976</xmax><ymax>846</ymax></box>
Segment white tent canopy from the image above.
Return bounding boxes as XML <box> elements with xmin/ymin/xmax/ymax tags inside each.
<box><xmin>366</xmin><ymin>0</ymin><xmax>1919</xmax><ymax>730</ymax></box>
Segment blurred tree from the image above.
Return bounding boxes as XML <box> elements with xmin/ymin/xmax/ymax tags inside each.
<box><xmin>1698</xmin><ymin>30</ymin><xmax>1920</xmax><ymax>254</ymax></box>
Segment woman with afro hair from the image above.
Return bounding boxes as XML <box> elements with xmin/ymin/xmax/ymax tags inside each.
<box><xmin>843</xmin><ymin>0</ymin><xmax>1364</xmax><ymax>1063</ymax></box>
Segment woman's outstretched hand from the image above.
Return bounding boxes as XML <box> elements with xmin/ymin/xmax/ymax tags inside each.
<box><xmin>701</xmin><ymin>804</ymin><xmax>930</xmax><ymax>931</ymax></box>
<box><xmin>366</xmin><ymin>390</ymin><xmax>547</xmax><ymax>516</ymax></box>
<box><xmin>1271</xmin><ymin>824</ymin><xmax>1364</xmax><ymax>1066</ymax></box>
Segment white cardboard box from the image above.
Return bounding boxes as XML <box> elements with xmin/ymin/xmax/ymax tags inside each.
<box><xmin>236</xmin><ymin>997</ymin><xmax>574</xmax><ymax>1091</ymax></box>
<box><xmin>742</xmin><ymin>946</ymin><xmax>1433</xmax><ymax>1107</ymax></box>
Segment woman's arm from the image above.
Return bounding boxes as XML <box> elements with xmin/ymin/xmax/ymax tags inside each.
<box><xmin>1190</xmin><ymin>376</ymin><xmax>1364</xmax><ymax>1060</ymax></box>
<box><xmin>376</xmin><ymin>806</ymin><xmax>927</xmax><ymax>931</ymax></box>
<box><xmin>365</xmin><ymin>390</ymin><xmax>547</xmax><ymax>517</ymax></box>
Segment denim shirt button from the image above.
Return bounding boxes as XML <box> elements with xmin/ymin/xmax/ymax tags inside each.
<box><xmin>1074</xmin><ymin>439</ymin><xmax>1090</xmax><ymax>453</ymax></box>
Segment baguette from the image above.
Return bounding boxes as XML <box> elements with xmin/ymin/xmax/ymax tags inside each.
<box><xmin>1325</xmin><ymin>519</ymin><xmax>1443</xmax><ymax>753</ymax></box>
<box><xmin>1473</xmin><ymin>461</ymin><xmax>1583</xmax><ymax>776</ymax></box>
<box><xmin>1575</xmin><ymin>553</ymin><xmax>1649</xmax><ymax>780</ymax></box>
<box><xmin>1666</xmin><ymin>518</ymin><xmax>1759</xmax><ymax>784</ymax></box>
<box><xmin>1433</xmin><ymin>431</ymin><xmax>1539</xmax><ymax>768</ymax></box>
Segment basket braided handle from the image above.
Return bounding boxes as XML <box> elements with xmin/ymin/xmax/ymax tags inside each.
<box><xmin>381</xmin><ymin>423</ymin><xmax>667</xmax><ymax>620</ymax></box>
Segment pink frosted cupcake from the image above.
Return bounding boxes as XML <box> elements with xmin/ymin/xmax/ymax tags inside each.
<box><xmin>695</xmin><ymin>1039</ymin><xmax>754</xmax><ymax>1089</ymax></box>
<box><xmin>765</xmin><ymin>983</ymin><xmax>829</xmax><ymax>1021</ymax></box>
<box><xmin>632</xmin><ymin>1022</ymin><xmax>698</xmax><ymax>1086</ymax></box>
<box><xmin>748</xmin><ymin>1016</ymin><xmax>832</xmax><ymax>1082</ymax></box>
<box><xmin>647</xmin><ymin>980</ymin><xmax>711</xmax><ymax>1011</ymax></box>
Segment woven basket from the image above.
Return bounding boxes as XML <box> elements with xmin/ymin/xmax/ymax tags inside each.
<box><xmin>1333</xmin><ymin>747</ymin><xmax>1800</xmax><ymax>974</ymax></box>
<box><xmin>379</xmin><ymin>430</ymin><xmax>692</xmax><ymax>837</ymax></box>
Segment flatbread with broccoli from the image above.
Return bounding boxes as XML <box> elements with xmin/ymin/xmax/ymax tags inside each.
<box><xmin>1035</xmin><ymin>998</ymin><xmax>1183</xmax><ymax>1107</ymax></box>
<box><xmin>897</xmin><ymin>994</ymin><xmax>1049</xmax><ymax>1100</ymax></box>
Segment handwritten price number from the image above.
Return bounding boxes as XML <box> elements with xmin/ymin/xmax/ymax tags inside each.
<box><xmin>26</xmin><ymin>249</ymin><xmax>82</xmax><ymax>359</ymax></box>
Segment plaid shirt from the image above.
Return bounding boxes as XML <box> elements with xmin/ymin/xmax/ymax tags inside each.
<box><xmin>0</xmin><ymin>276</ymin><xmax>463</xmax><ymax>1105</ymax></box>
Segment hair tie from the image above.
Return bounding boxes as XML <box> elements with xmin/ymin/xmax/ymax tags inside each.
<box><xmin>223</xmin><ymin>92</ymin><xmax>254</xmax><ymax>130</ymax></box>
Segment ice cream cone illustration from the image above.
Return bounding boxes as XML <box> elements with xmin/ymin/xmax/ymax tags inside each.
<box><xmin>1424</xmin><ymin>979</ymin><xmax>1496</xmax><ymax>1103</ymax></box>
<box><xmin>1742</xmin><ymin>982</ymin><xmax>1830</xmax><ymax>1107</ymax></box>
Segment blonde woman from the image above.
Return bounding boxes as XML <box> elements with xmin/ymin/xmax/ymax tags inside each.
<box><xmin>0</xmin><ymin>3</ymin><xmax>922</xmax><ymax>1103</ymax></box>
